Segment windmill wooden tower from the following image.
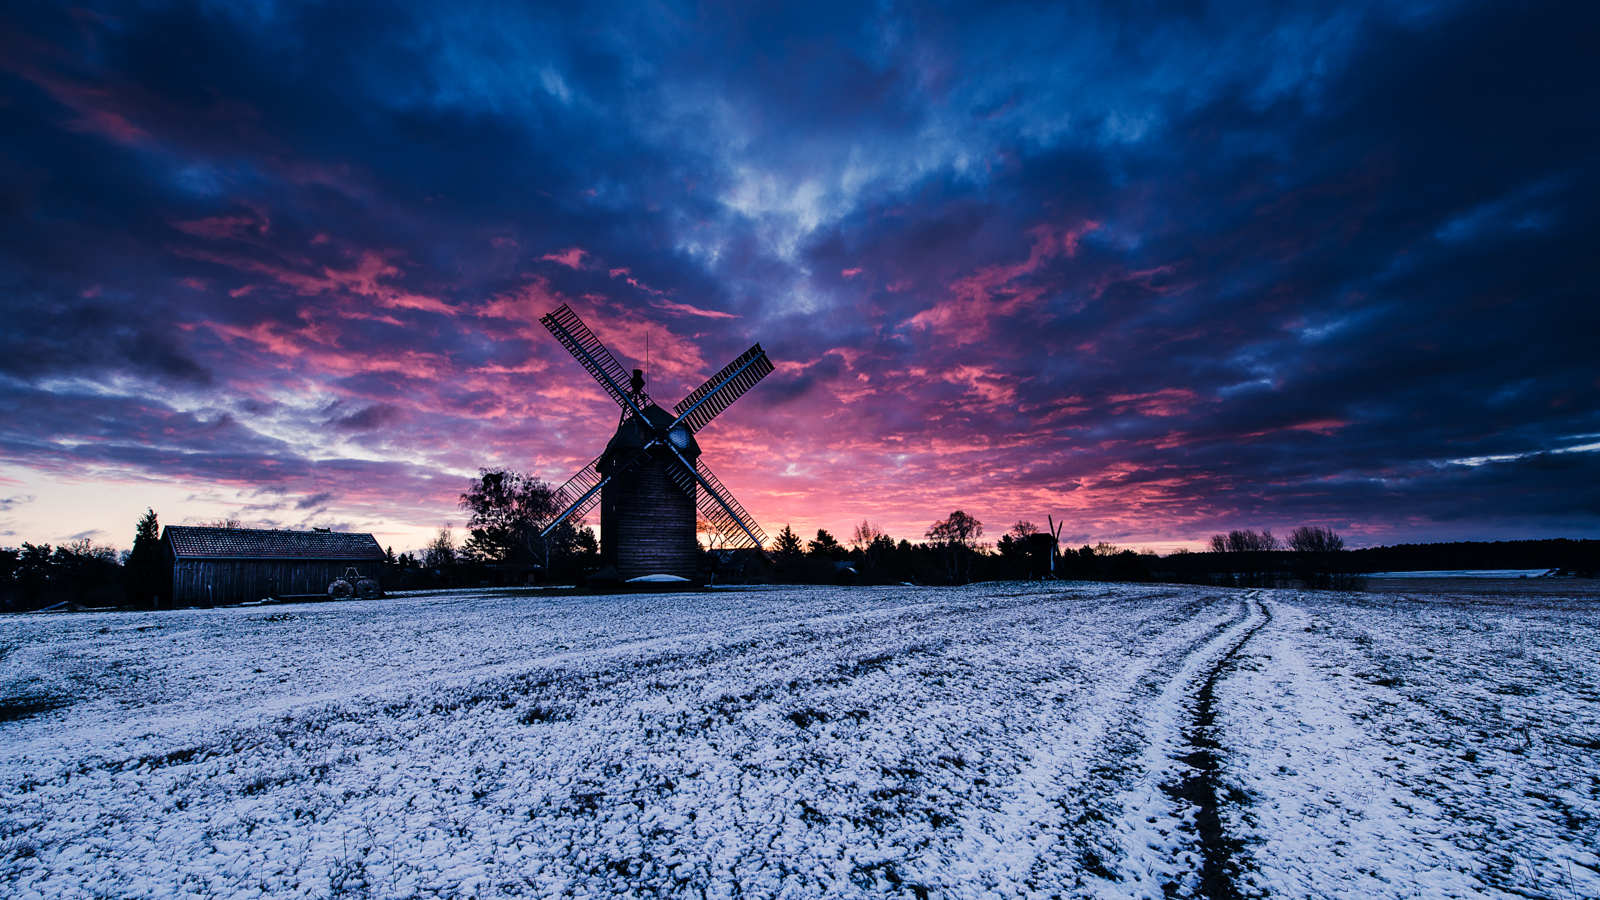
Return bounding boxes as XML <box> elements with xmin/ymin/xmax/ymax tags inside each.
<box><xmin>537</xmin><ymin>304</ymin><xmax>773</xmax><ymax>579</ymax></box>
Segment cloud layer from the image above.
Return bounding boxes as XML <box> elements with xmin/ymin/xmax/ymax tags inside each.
<box><xmin>2</xmin><ymin>0</ymin><xmax>1597</xmax><ymax>549</ymax></box>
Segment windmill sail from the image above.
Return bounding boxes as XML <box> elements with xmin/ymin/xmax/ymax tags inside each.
<box><xmin>540</xmin><ymin>304</ymin><xmax>648</xmax><ymax>415</ymax></box>
<box><xmin>539</xmin><ymin>446</ymin><xmax>648</xmax><ymax>536</ymax></box>
<box><xmin>692</xmin><ymin>460</ymin><xmax>766</xmax><ymax>549</ymax></box>
<box><xmin>659</xmin><ymin>449</ymin><xmax>766</xmax><ymax>550</ymax></box>
<box><xmin>671</xmin><ymin>344</ymin><xmax>774</xmax><ymax>433</ymax></box>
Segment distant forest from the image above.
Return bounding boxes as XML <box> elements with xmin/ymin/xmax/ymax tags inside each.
<box><xmin>1344</xmin><ymin>539</ymin><xmax>1600</xmax><ymax>572</ymax></box>
<box><xmin>2</xmin><ymin>502</ymin><xmax>1596</xmax><ymax>611</ymax></box>
<box><xmin>1150</xmin><ymin>538</ymin><xmax>1600</xmax><ymax>590</ymax></box>
<box><xmin>750</xmin><ymin>530</ymin><xmax>1599</xmax><ymax>590</ymax></box>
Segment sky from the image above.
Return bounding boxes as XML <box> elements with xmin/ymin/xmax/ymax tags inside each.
<box><xmin>2</xmin><ymin>0</ymin><xmax>1597</xmax><ymax>555</ymax></box>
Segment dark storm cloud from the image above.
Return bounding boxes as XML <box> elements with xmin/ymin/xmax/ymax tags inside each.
<box><xmin>0</xmin><ymin>0</ymin><xmax>1596</xmax><ymax>545</ymax></box>
<box><xmin>770</xmin><ymin>0</ymin><xmax>1600</xmax><ymax>539</ymax></box>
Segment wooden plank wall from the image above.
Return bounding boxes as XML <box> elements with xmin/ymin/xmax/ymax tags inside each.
<box><xmin>171</xmin><ymin>559</ymin><xmax>381</xmax><ymax>605</ymax></box>
<box><xmin>602</xmin><ymin>457</ymin><xmax>698</xmax><ymax>579</ymax></box>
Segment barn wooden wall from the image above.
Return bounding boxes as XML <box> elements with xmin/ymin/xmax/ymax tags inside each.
<box><xmin>601</xmin><ymin>456</ymin><xmax>698</xmax><ymax>579</ymax></box>
<box><xmin>170</xmin><ymin>559</ymin><xmax>381</xmax><ymax>604</ymax></box>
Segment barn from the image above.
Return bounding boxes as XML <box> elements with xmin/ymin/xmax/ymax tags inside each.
<box><xmin>163</xmin><ymin>526</ymin><xmax>385</xmax><ymax>605</ymax></box>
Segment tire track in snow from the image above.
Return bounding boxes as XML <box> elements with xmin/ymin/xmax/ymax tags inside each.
<box><xmin>1163</xmin><ymin>596</ymin><xmax>1271</xmax><ymax>900</ymax></box>
<box><xmin>1080</xmin><ymin>593</ymin><xmax>1268</xmax><ymax>900</ymax></box>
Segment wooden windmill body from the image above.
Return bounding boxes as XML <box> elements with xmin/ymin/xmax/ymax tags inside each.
<box><xmin>598</xmin><ymin>402</ymin><xmax>700</xmax><ymax>577</ymax></box>
<box><xmin>539</xmin><ymin>305</ymin><xmax>772</xmax><ymax>579</ymax></box>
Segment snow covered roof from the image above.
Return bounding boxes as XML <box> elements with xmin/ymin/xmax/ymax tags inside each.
<box><xmin>163</xmin><ymin>526</ymin><xmax>384</xmax><ymax>561</ymax></box>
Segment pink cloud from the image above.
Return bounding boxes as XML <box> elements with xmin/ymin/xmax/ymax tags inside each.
<box><xmin>477</xmin><ymin>277</ymin><xmax>565</xmax><ymax>324</ymax></box>
<box><xmin>63</xmin><ymin>107</ymin><xmax>150</xmax><ymax>144</ymax></box>
<box><xmin>543</xmin><ymin>247</ymin><xmax>587</xmax><ymax>269</ymax></box>
<box><xmin>1288</xmin><ymin>419</ymin><xmax>1348</xmax><ymax>435</ymax></box>
<box><xmin>650</xmin><ymin>298</ymin><xmax>739</xmax><ymax>319</ymax></box>
<box><xmin>172</xmin><ymin>242</ymin><xmax>455</xmax><ymax>316</ymax></box>
<box><xmin>1238</xmin><ymin>419</ymin><xmax>1350</xmax><ymax>439</ymax></box>
<box><xmin>602</xmin><ymin>266</ymin><xmax>666</xmax><ymax>295</ymax></box>
<box><xmin>1107</xmin><ymin>388</ymin><xmax>1202</xmax><ymax>418</ymax></box>
<box><xmin>941</xmin><ymin>365</ymin><xmax>1018</xmax><ymax>405</ymax></box>
<box><xmin>321</xmin><ymin>253</ymin><xmax>455</xmax><ymax>314</ymax></box>
<box><xmin>173</xmin><ymin>213</ymin><xmax>271</xmax><ymax>242</ymax></box>
<box><xmin>906</xmin><ymin>220</ymin><xmax>1101</xmax><ymax>342</ymax></box>
<box><xmin>1087</xmin><ymin>264</ymin><xmax>1184</xmax><ymax>300</ymax></box>
<box><xmin>0</xmin><ymin>54</ymin><xmax>152</xmax><ymax>146</ymax></box>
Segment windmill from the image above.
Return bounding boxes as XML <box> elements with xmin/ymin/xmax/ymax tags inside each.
<box><xmin>536</xmin><ymin>304</ymin><xmax>774</xmax><ymax>579</ymax></box>
<box><xmin>1046</xmin><ymin>515</ymin><xmax>1066</xmax><ymax>579</ymax></box>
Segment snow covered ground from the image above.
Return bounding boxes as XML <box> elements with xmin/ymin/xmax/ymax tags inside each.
<box><xmin>1</xmin><ymin>582</ymin><xmax>1596</xmax><ymax>899</ymax></box>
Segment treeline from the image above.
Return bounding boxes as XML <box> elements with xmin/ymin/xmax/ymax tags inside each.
<box><xmin>1151</xmin><ymin>534</ymin><xmax>1599</xmax><ymax>587</ymax></box>
<box><xmin>379</xmin><ymin>521</ymin><xmax>599</xmax><ymax>592</ymax></box>
<box><xmin>0</xmin><ymin>500</ymin><xmax>592</xmax><ymax>611</ymax></box>
<box><xmin>1152</xmin><ymin>526</ymin><xmax>1368</xmax><ymax>590</ymax></box>
<box><xmin>0</xmin><ymin>540</ymin><xmax>125</xmax><ymax>610</ymax></box>
<box><xmin>733</xmin><ymin>522</ymin><xmax>1367</xmax><ymax>589</ymax></box>
<box><xmin>733</xmin><ymin>524</ymin><xmax>1597</xmax><ymax>588</ymax></box>
<box><xmin>736</xmin><ymin>516</ymin><xmax>1160</xmax><ymax>586</ymax></box>
<box><xmin>1344</xmin><ymin>539</ymin><xmax>1599</xmax><ymax>574</ymax></box>
<box><xmin>5</xmin><ymin>468</ymin><xmax>1596</xmax><ymax>609</ymax></box>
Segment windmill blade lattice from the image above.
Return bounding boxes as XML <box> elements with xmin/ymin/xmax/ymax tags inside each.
<box><xmin>540</xmin><ymin>304</ymin><xmax>648</xmax><ymax>414</ymax></box>
<box><xmin>538</xmin><ymin>446</ymin><xmax>648</xmax><ymax>537</ymax></box>
<box><xmin>661</xmin><ymin>451</ymin><xmax>766</xmax><ymax>550</ymax></box>
<box><xmin>672</xmin><ymin>344</ymin><xmax>774</xmax><ymax>433</ymax></box>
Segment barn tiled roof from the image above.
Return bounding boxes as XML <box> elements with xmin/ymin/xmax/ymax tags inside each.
<box><xmin>163</xmin><ymin>526</ymin><xmax>385</xmax><ymax>560</ymax></box>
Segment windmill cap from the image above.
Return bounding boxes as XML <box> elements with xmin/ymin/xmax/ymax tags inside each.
<box><xmin>599</xmin><ymin>402</ymin><xmax>701</xmax><ymax>464</ymax></box>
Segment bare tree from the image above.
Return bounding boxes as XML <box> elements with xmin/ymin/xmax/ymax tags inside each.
<box><xmin>927</xmin><ymin>510</ymin><xmax>983</xmax><ymax>584</ymax></box>
<box><xmin>423</xmin><ymin>524</ymin><xmax>457</xmax><ymax>569</ymax></box>
<box><xmin>850</xmin><ymin>520</ymin><xmax>885</xmax><ymax>551</ymax></box>
<box><xmin>1287</xmin><ymin>526</ymin><xmax>1360</xmax><ymax>590</ymax></box>
<box><xmin>1288</xmin><ymin>526</ymin><xmax>1344</xmax><ymax>553</ymax></box>
<box><xmin>698</xmin><ymin>517</ymin><xmax>727</xmax><ymax>552</ymax></box>
<box><xmin>1210</xmin><ymin>529</ymin><xmax>1279</xmax><ymax>552</ymax></box>
<box><xmin>850</xmin><ymin>521</ymin><xmax>893</xmax><ymax>576</ymax></box>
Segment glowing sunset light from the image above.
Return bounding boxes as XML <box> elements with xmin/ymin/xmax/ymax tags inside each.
<box><xmin>0</xmin><ymin>1</ymin><xmax>1596</xmax><ymax>556</ymax></box>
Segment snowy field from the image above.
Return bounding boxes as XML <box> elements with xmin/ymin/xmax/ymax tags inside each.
<box><xmin>2</xmin><ymin>582</ymin><xmax>1597</xmax><ymax>899</ymax></box>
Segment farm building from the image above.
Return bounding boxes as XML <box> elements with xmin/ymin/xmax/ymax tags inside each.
<box><xmin>163</xmin><ymin>526</ymin><xmax>384</xmax><ymax>605</ymax></box>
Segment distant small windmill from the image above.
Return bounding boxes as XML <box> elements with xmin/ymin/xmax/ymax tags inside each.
<box><xmin>537</xmin><ymin>304</ymin><xmax>773</xmax><ymax>579</ymax></box>
<box><xmin>1047</xmin><ymin>515</ymin><xmax>1066</xmax><ymax>579</ymax></box>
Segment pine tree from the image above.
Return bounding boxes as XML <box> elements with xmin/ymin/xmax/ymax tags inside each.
<box><xmin>124</xmin><ymin>508</ymin><xmax>166</xmax><ymax>608</ymax></box>
<box><xmin>807</xmin><ymin>529</ymin><xmax>843</xmax><ymax>558</ymax></box>
<box><xmin>773</xmin><ymin>525</ymin><xmax>803</xmax><ymax>561</ymax></box>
